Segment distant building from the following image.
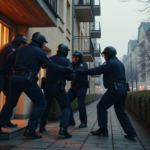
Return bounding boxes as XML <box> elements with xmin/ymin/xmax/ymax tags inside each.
<box><xmin>123</xmin><ymin>22</ymin><xmax>150</xmax><ymax>91</ymax></box>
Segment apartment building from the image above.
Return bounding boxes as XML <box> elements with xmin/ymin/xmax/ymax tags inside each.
<box><xmin>0</xmin><ymin>0</ymin><xmax>101</xmax><ymax>119</ymax></box>
<box><xmin>123</xmin><ymin>22</ymin><xmax>150</xmax><ymax>91</ymax></box>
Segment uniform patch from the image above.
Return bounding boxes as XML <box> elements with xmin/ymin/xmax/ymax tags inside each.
<box><xmin>12</xmin><ymin>48</ymin><xmax>15</xmax><ymax>51</ymax></box>
<box><xmin>46</xmin><ymin>55</ymin><xmax>49</xmax><ymax>59</ymax></box>
<box><xmin>80</xmin><ymin>64</ymin><xmax>83</xmax><ymax>67</ymax></box>
<box><xmin>103</xmin><ymin>62</ymin><xmax>107</xmax><ymax>65</ymax></box>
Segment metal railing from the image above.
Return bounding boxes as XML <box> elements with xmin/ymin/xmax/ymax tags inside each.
<box><xmin>74</xmin><ymin>0</ymin><xmax>94</xmax><ymax>16</ymax></box>
<box><xmin>94</xmin><ymin>62</ymin><xmax>100</xmax><ymax>67</ymax></box>
<box><xmin>44</xmin><ymin>0</ymin><xmax>59</xmax><ymax>18</ymax></box>
<box><xmin>93</xmin><ymin>43</ymin><xmax>101</xmax><ymax>53</ymax></box>
<box><xmin>92</xmin><ymin>0</ymin><xmax>100</xmax><ymax>5</ymax></box>
<box><xmin>95</xmin><ymin>78</ymin><xmax>101</xmax><ymax>85</ymax></box>
<box><xmin>74</xmin><ymin>36</ymin><xmax>94</xmax><ymax>59</ymax></box>
<box><xmin>90</xmin><ymin>21</ymin><xmax>101</xmax><ymax>31</ymax></box>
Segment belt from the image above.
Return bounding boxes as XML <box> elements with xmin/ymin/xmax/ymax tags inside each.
<box><xmin>45</xmin><ymin>80</ymin><xmax>61</xmax><ymax>84</ymax></box>
<box><xmin>13</xmin><ymin>70</ymin><xmax>29</xmax><ymax>76</ymax></box>
<box><xmin>108</xmin><ymin>82</ymin><xmax>126</xmax><ymax>89</ymax></box>
<box><xmin>116</xmin><ymin>83</ymin><xmax>126</xmax><ymax>86</ymax></box>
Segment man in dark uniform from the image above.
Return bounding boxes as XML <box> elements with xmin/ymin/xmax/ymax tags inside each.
<box><xmin>68</xmin><ymin>51</ymin><xmax>88</xmax><ymax>128</ymax></box>
<box><xmin>39</xmin><ymin>44</ymin><xmax>75</xmax><ymax>138</ymax></box>
<box><xmin>0</xmin><ymin>32</ymin><xmax>73</xmax><ymax>139</ymax></box>
<box><xmin>0</xmin><ymin>34</ymin><xmax>28</xmax><ymax>127</ymax></box>
<box><xmin>79</xmin><ymin>46</ymin><xmax>137</xmax><ymax>139</ymax></box>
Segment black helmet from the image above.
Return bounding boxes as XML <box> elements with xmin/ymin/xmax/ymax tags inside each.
<box><xmin>73</xmin><ymin>50</ymin><xmax>83</xmax><ymax>59</ymax></box>
<box><xmin>13</xmin><ymin>34</ymin><xmax>28</xmax><ymax>46</ymax></box>
<box><xmin>31</xmin><ymin>32</ymin><xmax>48</xmax><ymax>47</ymax></box>
<box><xmin>57</xmin><ymin>44</ymin><xmax>70</xmax><ymax>56</ymax></box>
<box><xmin>101</xmin><ymin>46</ymin><xmax>117</xmax><ymax>58</ymax></box>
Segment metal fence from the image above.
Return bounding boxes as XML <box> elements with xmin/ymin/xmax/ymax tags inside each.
<box><xmin>93</xmin><ymin>43</ymin><xmax>101</xmax><ymax>53</ymax></box>
<box><xmin>94</xmin><ymin>62</ymin><xmax>100</xmax><ymax>67</ymax></box>
<box><xmin>90</xmin><ymin>21</ymin><xmax>101</xmax><ymax>31</ymax></box>
<box><xmin>74</xmin><ymin>36</ymin><xmax>94</xmax><ymax>58</ymax></box>
<box><xmin>92</xmin><ymin>0</ymin><xmax>100</xmax><ymax>5</ymax></box>
<box><xmin>45</xmin><ymin>0</ymin><xmax>57</xmax><ymax>13</ymax></box>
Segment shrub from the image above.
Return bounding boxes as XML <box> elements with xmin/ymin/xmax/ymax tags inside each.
<box><xmin>125</xmin><ymin>91</ymin><xmax>150</xmax><ymax>125</ymax></box>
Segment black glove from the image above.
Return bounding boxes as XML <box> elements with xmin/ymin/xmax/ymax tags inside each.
<box><xmin>78</xmin><ymin>69</ymin><xmax>87</xmax><ymax>74</ymax></box>
<box><xmin>65</xmin><ymin>66</ymin><xmax>74</xmax><ymax>73</ymax></box>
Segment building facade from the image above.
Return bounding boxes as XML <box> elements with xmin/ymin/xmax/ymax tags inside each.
<box><xmin>0</xmin><ymin>0</ymin><xmax>101</xmax><ymax>119</ymax></box>
<box><xmin>123</xmin><ymin>22</ymin><xmax>150</xmax><ymax>91</ymax></box>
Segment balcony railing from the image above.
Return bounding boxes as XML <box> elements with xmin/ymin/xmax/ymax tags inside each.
<box><xmin>90</xmin><ymin>22</ymin><xmax>101</xmax><ymax>38</ymax></box>
<box><xmin>94</xmin><ymin>62</ymin><xmax>101</xmax><ymax>67</ymax></box>
<box><xmin>93</xmin><ymin>0</ymin><xmax>101</xmax><ymax>16</ymax></box>
<box><xmin>74</xmin><ymin>0</ymin><xmax>94</xmax><ymax>22</ymax></box>
<box><xmin>44</xmin><ymin>0</ymin><xmax>59</xmax><ymax>18</ymax></box>
<box><xmin>95</xmin><ymin>78</ymin><xmax>101</xmax><ymax>85</ymax></box>
<box><xmin>74</xmin><ymin>36</ymin><xmax>94</xmax><ymax>62</ymax></box>
<box><xmin>93</xmin><ymin>43</ymin><xmax>101</xmax><ymax>57</ymax></box>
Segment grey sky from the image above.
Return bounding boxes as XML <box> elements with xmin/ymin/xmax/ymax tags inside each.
<box><xmin>96</xmin><ymin>0</ymin><xmax>147</xmax><ymax>61</ymax></box>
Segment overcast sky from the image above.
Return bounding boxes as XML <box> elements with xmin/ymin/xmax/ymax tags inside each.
<box><xmin>96</xmin><ymin>0</ymin><xmax>147</xmax><ymax>61</ymax></box>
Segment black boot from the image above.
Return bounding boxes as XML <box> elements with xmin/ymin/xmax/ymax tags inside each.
<box><xmin>23</xmin><ymin>128</ymin><xmax>42</xmax><ymax>139</ymax></box>
<box><xmin>124</xmin><ymin>129</ymin><xmax>137</xmax><ymax>139</ymax></box>
<box><xmin>91</xmin><ymin>128</ymin><xmax>108</xmax><ymax>136</ymax></box>
<box><xmin>79</xmin><ymin>123</ymin><xmax>87</xmax><ymax>128</ymax></box>
<box><xmin>59</xmin><ymin>127</ymin><xmax>72</xmax><ymax>138</ymax></box>
<box><xmin>68</xmin><ymin>121</ymin><xmax>76</xmax><ymax>127</ymax></box>
<box><xmin>39</xmin><ymin>126</ymin><xmax>47</xmax><ymax>133</ymax></box>
<box><xmin>5</xmin><ymin>122</ymin><xmax>17</xmax><ymax>127</ymax></box>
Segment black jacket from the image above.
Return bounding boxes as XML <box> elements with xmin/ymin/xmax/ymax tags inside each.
<box><xmin>7</xmin><ymin>41</ymin><xmax>66</xmax><ymax>76</ymax></box>
<box><xmin>0</xmin><ymin>41</ymin><xmax>18</xmax><ymax>74</ymax></box>
<box><xmin>86</xmin><ymin>56</ymin><xmax>126</xmax><ymax>88</ymax></box>
<box><xmin>45</xmin><ymin>53</ymin><xmax>75</xmax><ymax>81</ymax></box>
<box><xmin>72</xmin><ymin>59</ymin><xmax>88</xmax><ymax>85</ymax></box>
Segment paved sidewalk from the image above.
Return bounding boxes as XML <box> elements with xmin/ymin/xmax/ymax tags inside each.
<box><xmin>0</xmin><ymin>100</ymin><xmax>150</xmax><ymax>150</ymax></box>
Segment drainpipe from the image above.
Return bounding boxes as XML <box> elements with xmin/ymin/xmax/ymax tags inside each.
<box><xmin>89</xmin><ymin>62</ymin><xmax>91</xmax><ymax>94</ymax></box>
<box><xmin>72</xmin><ymin>0</ymin><xmax>74</xmax><ymax>61</ymax></box>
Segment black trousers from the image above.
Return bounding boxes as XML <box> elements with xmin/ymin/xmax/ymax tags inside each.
<box><xmin>0</xmin><ymin>75</ymin><xmax>47</xmax><ymax>130</ymax></box>
<box><xmin>40</xmin><ymin>83</ymin><xmax>71</xmax><ymax>129</ymax></box>
<box><xmin>0</xmin><ymin>75</ymin><xmax>13</xmax><ymax>124</ymax></box>
<box><xmin>68</xmin><ymin>86</ymin><xmax>87</xmax><ymax>124</ymax></box>
<box><xmin>97</xmin><ymin>87</ymin><xmax>134</xmax><ymax>134</ymax></box>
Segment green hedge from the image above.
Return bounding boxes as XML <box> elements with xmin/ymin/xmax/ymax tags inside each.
<box><xmin>49</xmin><ymin>94</ymin><xmax>102</xmax><ymax>120</ymax></box>
<box><xmin>125</xmin><ymin>91</ymin><xmax>150</xmax><ymax>125</ymax></box>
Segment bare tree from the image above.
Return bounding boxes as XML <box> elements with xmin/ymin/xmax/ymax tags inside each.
<box><xmin>125</xmin><ymin>60</ymin><xmax>141</xmax><ymax>91</ymax></box>
<box><xmin>120</xmin><ymin>0</ymin><xmax>150</xmax><ymax>21</ymax></box>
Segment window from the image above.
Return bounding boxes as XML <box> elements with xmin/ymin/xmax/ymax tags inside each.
<box><xmin>0</xmin><ymin>22</ymin><xmax>10</xmax><ymax>48</ymax></box>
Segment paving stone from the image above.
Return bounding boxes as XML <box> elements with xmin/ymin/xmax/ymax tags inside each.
<box><xmin>17</xmin><ymin>142</ymin><xmax>51</xmax><ymax>149</ymax></box>
<box><xmin>65</xmin><ymin>143</ymin><xmax>82</xmax><ymax>148</ymax></box>
<box><xmin>48</xmin><ymin>143</ymin><xmax>66</xmax><ymax>148</ymax></box>
<box><xmin>12</xmin><ymin>148</ymin><xmax>44</xmax><ymax>150</ymax></box>
<box><xmin>82</xmin><ymin>147</ymin><xmax>113</xmax><ymax>150</ymax></box>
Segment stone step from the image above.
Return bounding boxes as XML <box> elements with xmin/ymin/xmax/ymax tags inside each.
<box><xmin>0</xmin><ymin>119</ymin><xmax>28</xmax><ymax>140</ymax></box>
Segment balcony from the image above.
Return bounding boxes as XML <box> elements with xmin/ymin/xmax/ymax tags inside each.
<box><xmin>0</xmin><ymin>0</ymin><xmax>59</xmax><ymax>27</ymax></box>
<box><xmin>90</xmin><ymin>21</ymin><xmax>101</xmax><ymax>38</ymax></box>
<box><xmin>95</xmin><ymin>80</ymin><xmax>101</xmax><ymax>86</ymax></box>
<box><xmin>74</xmin><ymin>0</ymin><xmax>94</xmax><ymax>22</ymax></box>
<box><xmin>93</xmin><ymin>43</ymin><xmax>101</xmax><ymax>57</ymax></box>
<box><xmin>74</xmin><ymin>36</ymin><xmax>94</xmax><ymax>62</ymax></box>
<box><xmin>93</xmin><ymin>0</ymin><xmax>101</xmax><ymax>16</ymax></box>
